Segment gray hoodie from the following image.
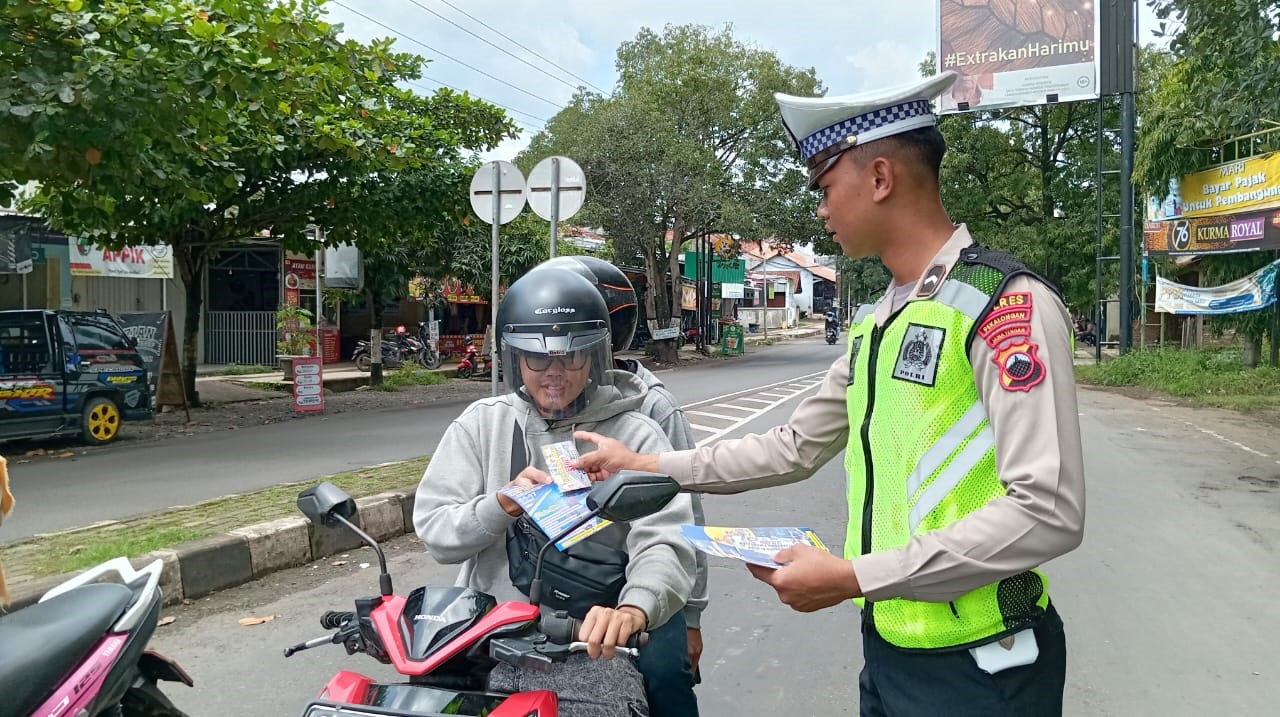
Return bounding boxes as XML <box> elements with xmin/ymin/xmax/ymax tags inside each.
<box><xmin>620</xmin><ymin>360</ymin><xmax>709</xmax><ymax>629</ymax></box>
<box><xmin>413</xmin><ymin>370</ymin><xmax>696</xmax><ymax>629</ymax></box>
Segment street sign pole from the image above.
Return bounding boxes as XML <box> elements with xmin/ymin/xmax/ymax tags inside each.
<box><xmin>549</xmin><ymin>157</ymin><xmax>560</xmax><ymax>258</ymax></box>
<box><xmin>490</xmin><ymin>162</ymin><xmax>501</xmax><ymax>397</ymax></box>
<box><xmin>529</xmin><ymin>156</ymin><xmax>585</xmax><ymax>258</ymax></box>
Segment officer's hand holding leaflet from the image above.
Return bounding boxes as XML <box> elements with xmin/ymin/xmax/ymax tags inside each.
<box><xmin>572</xmin><ymin>431</ymin><xmax>660</xmax><ymax>479</ymax></box>
<box><xmin>745</xmin><ymin>543</ymin><xmax>863</xmax><ymax>610</ymax></box>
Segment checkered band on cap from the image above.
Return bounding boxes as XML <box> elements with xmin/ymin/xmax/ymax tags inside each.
<box><xmin>798</xmin><ymin>99</ymin><xmax>934</xmax><ymax>162</ymax></box>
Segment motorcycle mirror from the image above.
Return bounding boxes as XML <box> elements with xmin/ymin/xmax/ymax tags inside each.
<box><xmin>586</xmin><ymin>471</ymin><xmax>681</xmax><ymax>522</ymax></box>
<box><xmin>297</xmin><ymin>482</ymin><xmax>394</xmax><ymax>597</ymax></box>
<box><xmin>297</xmin><ymin>482</ymin><xmax>357</xmax><ymax>526</ymax></box>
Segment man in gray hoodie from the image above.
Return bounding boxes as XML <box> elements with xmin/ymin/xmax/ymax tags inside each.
<box><xmin>532</xmin><ymin>255</ymin><xmax>706</xmax><ymax>717</ymax></box>
<box><xmin>414</xmin><ymin>267</ymin><xmax>695</xmax><ymax>717</ymax></box>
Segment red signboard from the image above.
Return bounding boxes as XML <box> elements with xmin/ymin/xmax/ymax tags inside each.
<box><xmin>292</xmin><ymin>356</ymin><xmax>324</xmax><ymax>413</ymax></box>
<box><xmin>438</xmin><ymin>334</ymin><xmax>485</xmax><ymax>357</ymax></box>
<box><xmin>321</xmin><ymin>329</ymin><xmax>340</xmax><ymax>364</ymax></box>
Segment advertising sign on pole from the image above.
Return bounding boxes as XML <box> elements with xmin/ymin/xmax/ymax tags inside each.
<box><xmin>937</xmin><ymin>0</ymin><xmax>1099</xmax><ymax>113</ymax></box>
<box><xmin>1144</xmin><ymin>208</ymin><xmax>1280</xmax><ymax>256</ymax></box>
<box><xmin>292</xmin><ymin>356</ymin><xmax>324</xmax><ymax>413</ymax></box>
<box><xmin>68</xmin><ymin>240</ymin><xmax>173</xmax><ymax>278</ymax></box>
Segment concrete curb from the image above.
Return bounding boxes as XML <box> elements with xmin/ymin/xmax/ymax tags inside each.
<box><xmin>8</xmin><ymin>487</ymin><xmax>422</xmax><ymax>611</ymax></box>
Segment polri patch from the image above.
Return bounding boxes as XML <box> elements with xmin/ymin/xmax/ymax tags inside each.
<box><xmin>892</xmin><ymin>324</ymin><xmax>946</xmax><ymax>387</ymax></box>
<box><xmin>993</xmin><ymin>339</ymin><xmax>1046</xmax><ymax>392</ymax></box>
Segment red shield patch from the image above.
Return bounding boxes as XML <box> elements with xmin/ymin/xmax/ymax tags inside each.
<box><xmin>992</xmin><ymin>340</ymin><xmax>1046</xmax><ymax>392</ymax></box>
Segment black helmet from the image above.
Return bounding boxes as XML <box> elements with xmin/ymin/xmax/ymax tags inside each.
<box><xmin>534</xmin><ymin>256</ymin><xmax>638</xmax><ymax>353</ymax></box>
<box><xmin>496</xmin><ymin>267</ymin><xmax>611</xmax><ymax>418</ymax></box>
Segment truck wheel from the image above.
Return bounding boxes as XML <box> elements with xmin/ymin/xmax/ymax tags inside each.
<box><xmin>82</xmin><ymin>397</ymin><xmax>122</xmax><ymax>445</ymax></box>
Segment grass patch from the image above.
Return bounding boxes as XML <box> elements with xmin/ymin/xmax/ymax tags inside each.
<box><xmin>214</xmin><ymin>364</ymin><xmax>276</xmax><ymax>376</ymax></box>
<box><xmin>375</xmin><ymin>364</ymin><xmax>450</xmax><ymax>391</ymax></box>
<box><xmin>1076</xmin><ymin>348</ymin><xmax>1280</xmax><ymax>411</ymax></box>
<box><xmin>2</xmin><ymin>456</ymin><xmax>429</xmax><ymax>584</ymax></box>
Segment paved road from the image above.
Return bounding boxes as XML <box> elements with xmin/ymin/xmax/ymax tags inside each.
<box><xmin>143</xmin><ymin>371</ymin><xmax>1280</xmax><ymax>715</ymax></box>
<box><xmin>2</xmin><ymin>340</ymin><xmax>843</xmax><ymax>542</ymax></box>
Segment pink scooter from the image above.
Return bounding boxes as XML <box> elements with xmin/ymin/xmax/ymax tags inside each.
<box><xmin>0</xmin><ymin>557</ymin><xmax>193</xmax><ymax>716</ymax></box>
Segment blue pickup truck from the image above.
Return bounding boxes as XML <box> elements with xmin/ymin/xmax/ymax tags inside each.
<box><xmin>0</xmin><ymin>310</ymin><xmax>152</xmax><ymax>445</ymax></box>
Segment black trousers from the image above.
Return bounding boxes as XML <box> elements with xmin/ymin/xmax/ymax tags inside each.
<box><xmin>859</xmin><ymin>604</ymin><xmax>1067</xmax><ymax>717</ymax></box>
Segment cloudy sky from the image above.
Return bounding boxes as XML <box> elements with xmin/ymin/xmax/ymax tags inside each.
<box><xmin>325</xmin><ymin>0</ymin><xmax>1162</xmax><ymax>160</ymax></box>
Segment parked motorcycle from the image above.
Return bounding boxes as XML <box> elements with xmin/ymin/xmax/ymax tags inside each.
<box><xmin>455</xmin><ymin>337</ymin><xmax>495</xmax><ymax>380</ymax></box>
<box><xmin>414</xmin><ymin>322</ymin><xmax>443</xmax><ymax>370</ymax></box>
<box><xmin>353</xmin><ymin>330</ymin><xmax>415</xmax><ymax>373</ymax></box>
<box><xmin>0</xmin><ymin>557</ymin><xmax>193</xmax><ymax>717</ymax></box>
<box><xmin>286</xmin><ymin>472</ymin><xmax>676</xmax><ymax>716</ymax></box>
<box><xmin>675</xmin><ymin>327</ymin><xmax>699</xmax><ymax>349</ymax></box>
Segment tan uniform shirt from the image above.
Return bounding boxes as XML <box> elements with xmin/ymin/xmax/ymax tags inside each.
<box><xmin>659</xmin><ymin>225</ymin><xmax>1085</xmax><ymax>603</ymax></box>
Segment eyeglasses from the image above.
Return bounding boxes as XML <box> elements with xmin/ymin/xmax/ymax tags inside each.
<box><xmin>521</xmin><ymin>350</ymin><xmax>590</xmax><ymax>371</ymax></box>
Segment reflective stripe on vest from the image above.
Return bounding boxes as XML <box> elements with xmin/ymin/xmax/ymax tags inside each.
<box><xmin>844</xmin><ymin>274</ymin><xmax>1050</xmax><ymax>651</ymax></box>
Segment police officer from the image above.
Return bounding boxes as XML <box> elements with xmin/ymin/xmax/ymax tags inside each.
<box><xmin>575</xmin><ymin>72</ymin><xmax>1085</xmax><ymax>716</ymax></box>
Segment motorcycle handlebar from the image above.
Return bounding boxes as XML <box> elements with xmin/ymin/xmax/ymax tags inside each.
<box><xmin>539</xmin><ymin>612</ymin><xmax>649</xmax><ymax>649</ymax></box>
<box><xmin>320</xmin><ymin>610</ymin><xmax>355</xmax><ymax>630</ymax></box>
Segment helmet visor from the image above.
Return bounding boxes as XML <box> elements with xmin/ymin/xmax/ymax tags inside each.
<box><xmin>502</xmin><ymin>323</ymin><xmax>611</xmax><ymax>419</ymax></box>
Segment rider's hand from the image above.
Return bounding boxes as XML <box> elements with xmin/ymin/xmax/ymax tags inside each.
<box><xmin>579</xmin><ymin>604</ymin><xmax>647</xmax><ymax>660</ymax></box>
<box><xmin>746</xmin><ymin>544</ymin><xmax>862</xmax><ymax>612</ymax></box>
<box><xmin>571</xmin><ymin>431</ymin><xmax>658</xmax><ymax>481</ymax></box>
<box><xmin>496</xmin><ymin>467</ymin><xmax>552</xmax><ymax>517</ymax></box>
<box><xmin>687</xmin><ymin>627</ymin><xmax>704</xmax><ymax>672</ymax></box>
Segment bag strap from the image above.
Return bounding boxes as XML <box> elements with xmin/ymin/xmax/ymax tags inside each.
<box><xmin>510</xmin><ymin>417</ymin><xmax>526</xmax><ymax>481</ymax></box>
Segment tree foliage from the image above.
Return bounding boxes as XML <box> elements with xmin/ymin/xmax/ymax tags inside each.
<box><xmin>1</xmin><ymin>0</ymin><xmax>513</xmax><ymax>399</ymax></box>
<box><xmin>519</xmin><ymin>24</ymin><xmax>823</xmax><ymax>360</ymax></box>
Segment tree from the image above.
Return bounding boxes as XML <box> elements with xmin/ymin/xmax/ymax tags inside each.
<box><xmin>1135</xmin><ymin>1</ymin><xmax>1280</xmax><ymax>361</ymax></box>
<box><xmin>3</xmin><ymin>0</ymin><xmax>512</xmax><ymax>401</ymax></box>
<box><xmin>520</xmin><ymin>24</ymin><xmax>823</xmax><ymax>361</ymax></box>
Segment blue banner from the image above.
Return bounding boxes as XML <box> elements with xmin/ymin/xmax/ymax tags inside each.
<box><xmin>1155</xmin><ymin>260</ymin><xmax>1280</xmax><ymax>315</ymax></box>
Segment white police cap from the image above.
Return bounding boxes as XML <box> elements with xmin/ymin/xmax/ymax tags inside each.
<box><xmin>775</xmin><ymin>72</ymin><xmax>958</xmax><ymax>188</ymax></box>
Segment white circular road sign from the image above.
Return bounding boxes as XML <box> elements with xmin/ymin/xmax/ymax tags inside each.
<box><xmin>469</xmin><ymin>160</ymin><xmax>527</xmax><ymax>225</ymax></box>
<box><xmin>527</xmin><ymin>156</ymin><xmax>586</xmax><ymax>223</ymax></box>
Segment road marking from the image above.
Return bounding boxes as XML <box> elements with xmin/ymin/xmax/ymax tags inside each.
<box><xmin>682</xmin><ymin>371</ymin><xmax>826</xmax><ymax>407</ymax></box>
<box><xmin>758</xmin><ymin>392</ymin><xmax>788</xmax><ymax>399</ymax></box>
<box><xmin>1186</xmin><ymin>421</ymin><xmax>1269</xmax><ymax>457</ymax></box>
<box><xmin>686</xmin><ymin>379</ymin><xmax>825</xmax><ymax>447</ymax></box>
<box><xmin>688</xmin><ymin>423</ymin><xmax>721</xmax><ymax>433</ymax></box>
<box><xmin>712</xmin><ymin>403</ymin><xmax>756</xmax><ymax>413</ymax></box>
<box><xmin>687</xmin><ymin>410</ymin><xmax>741</xmax><ymax>421</ymax></box>
<box><xmin>736</xmin><ymin>398</ymin><xmax>774</xmax><ymax>405</ymax></box>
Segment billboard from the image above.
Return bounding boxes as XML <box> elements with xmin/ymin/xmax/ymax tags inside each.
<box><xmin>69</xmin><ymin>239</ymin><xmax>173</xmax><ymax>278</ymax></box>
<box><xmin>1148</xmin><ymin>152</ymin><xmax>1280</xmax><ymax>222</ymax></box>
<box><xmin>938</xmin><ymin>0</ymin><xmax>1098</xmax><ymax>113</ymax></box>
<box><xmin>1144</xmin><ymin>208</ymin><xmax>1280</xmax><ymax>256</ymax></box>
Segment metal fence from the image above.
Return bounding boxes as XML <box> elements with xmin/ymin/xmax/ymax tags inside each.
<box><xmin>205</xmin><ymin>310</ymin><xmax>276</xmax><ymax>366</ymax></box>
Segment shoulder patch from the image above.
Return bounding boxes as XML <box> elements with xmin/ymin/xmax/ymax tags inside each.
<box><xmin>915</xmin><ymin>264</ymin><xmax>949</xmax><ymax>299</ymax></box>
<box><xmin>992</xmin><ymin>340</ymin><xmax>1046</xmax><ymax>392</ymax></box>
<box><xmin>980</xmin><ymin>291</ymin><xmax>1034</xmax><ymax>350</ymax></box>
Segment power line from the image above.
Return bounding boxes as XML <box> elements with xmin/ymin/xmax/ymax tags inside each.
<box><xmin>332</xmin><ymin>0</ymin><xmax>563</xmax><ymax>110</ymax></box>
<box><xmin>406</xmin><ymin>78</ymin><xmax>548</xmax><ymax>128</ymax></box>
<box><xmin>433</xmin><ymin>0</ymin><xmax>607</xmax><ymax>94</ymax></box>
<box><xmin>402</xmin><ymin>0</ymin><xmax>583</xmax><ymax>94</ymax></box>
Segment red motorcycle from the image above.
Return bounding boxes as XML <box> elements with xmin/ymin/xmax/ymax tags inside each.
<box><xmin>287</xmin><ymin>471</ymin><xmax>675</xmax><ymax>717</ymax></box>
<box><xmin>455</xmin><ymin>337</ymin><xmax>495</xmax><ymax>380</ymax></box>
